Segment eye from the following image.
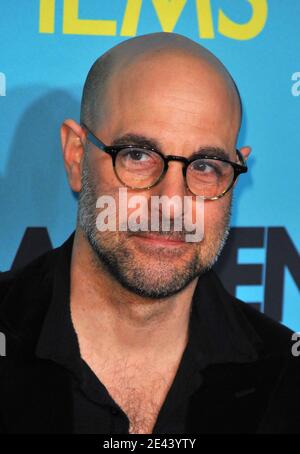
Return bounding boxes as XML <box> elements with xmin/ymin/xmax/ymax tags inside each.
<box><xmin>191</xmin><ymin>160</ymin><xmax>220</xmax><ymax>175</ymax></box>
<box><xmin>118</xmin><ymin>148</ymin><xmax>163</xmax><ymax>171</ymax></box>
<box><xmin>122</xmin><ymin>148</ymin><xmax>152</xmax><ymax>162</ymax></box>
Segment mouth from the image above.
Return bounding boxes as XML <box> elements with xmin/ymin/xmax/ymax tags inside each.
<box><xmin>131</xmin><ymin>232</ymin><xmax>187</xmax><ymax>247</ymax></box>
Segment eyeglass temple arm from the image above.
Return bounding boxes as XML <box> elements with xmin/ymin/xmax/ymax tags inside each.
<box><xmin>236</xmin><ymin>148</ymin><xmax>247</xmax><ymax>168</ymax></box>
<box><xmin>81</xmin><ymin>123</ymin><xmax>107</xmax><ymax>150</ymax></box>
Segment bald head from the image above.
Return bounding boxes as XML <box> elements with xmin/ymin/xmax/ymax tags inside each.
<box><xmin>80</xmin><ymin>32</ymin><xmax>242</xmax><ymax>134</ymax></box>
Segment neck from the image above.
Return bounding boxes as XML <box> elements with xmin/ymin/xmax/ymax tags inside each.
<box><xmin>70</xmin><ymin>228</ymin><xmax>199</xmax><ymax>363</ymax></box>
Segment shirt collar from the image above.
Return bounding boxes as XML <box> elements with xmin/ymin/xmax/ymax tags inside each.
<box><xmin>36</xmin><ymin>231</ymin><xmax>263</xmax><ymax>379</ymax></box>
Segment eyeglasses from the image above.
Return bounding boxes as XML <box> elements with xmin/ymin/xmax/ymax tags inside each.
<box><xmin>81</xmin><ymin>123</ymin><xmax>248</xmax><ymax>200</ymax></box>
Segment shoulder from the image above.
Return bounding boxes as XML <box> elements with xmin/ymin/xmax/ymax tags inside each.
<box><xmin>0</xmin><ymin>232</ymin><xmax>74</xmax><ymax>311</ymax></box>
<box><xmin>234</xmin><ymin>297</ymin><xmax>294</xmax><ymax>355</ymax></box>
<box><xmin>0</xmin><ymin>233</ymin><xmax>74</xmax><ymax>355</ymax></box>
<box><xmin>0</xmin><ymin>252</ymin><xmax>55</xmax><ymax>354</ymax></box>
<box><xmin>209</xmin><ymin>269</ymin><xmax>294</xmax><ymax>358</ymax></box>
<box><xmin>0</xmin><ymin>249</ymin><xmax>56</xmax><ymax>308</ymax></box>
<box><xmin>0</xmin><ymin>270</ymin><xmax>17</xmax><ymax>302</ymax></box>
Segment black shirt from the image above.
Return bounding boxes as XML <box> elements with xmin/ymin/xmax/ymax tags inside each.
<box><xmin>34</xmin><ymin>231</ymin><xmax>261</xmax><ymax>434</ymax></box>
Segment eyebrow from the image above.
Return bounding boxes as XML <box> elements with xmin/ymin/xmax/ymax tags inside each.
<box><xmin>110</xmin><ymin>133</ymin><xmax>232</xmax><ymax>161</ymax></box>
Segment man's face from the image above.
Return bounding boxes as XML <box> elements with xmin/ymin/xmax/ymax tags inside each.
<box><xmin>78</xmin><ymin>51</ymin><xmax>240</xmax><ymax>299</ymax></box>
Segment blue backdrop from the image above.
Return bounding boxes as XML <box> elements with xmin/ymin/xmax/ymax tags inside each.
<box><xmin>0</xmin><ymin>1</ymin><xmax>299</xmax><ymax>329</ymax></box>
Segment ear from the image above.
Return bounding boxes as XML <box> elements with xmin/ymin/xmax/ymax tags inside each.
<box><xmin>60</xmin><ymin>119</ymin><xmax>86</xmax><ymax>192</ymax></box>
<box><xmin>239</xmin><ymin>145</ymin><xmax>251</xmax><ymax>163</ymax></box>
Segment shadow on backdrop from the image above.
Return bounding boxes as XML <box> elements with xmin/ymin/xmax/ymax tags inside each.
<box><xmin>0</xmin><ymin>87</ymin><xmax>79</xmax><ymax>268</ymax></box>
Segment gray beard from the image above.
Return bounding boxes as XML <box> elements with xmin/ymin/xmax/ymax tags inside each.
<box><xmin>77</xmin><ymin>152</ymin><xmax>231</xmax><ymax>299</ymax></box>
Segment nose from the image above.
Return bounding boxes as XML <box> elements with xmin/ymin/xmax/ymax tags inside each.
<box><xmin>152</xmin><ymin>161</ymin><xmax>188</xmax><ymax>221</ymax></box>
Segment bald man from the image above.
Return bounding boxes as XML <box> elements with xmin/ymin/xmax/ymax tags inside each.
<box><xmin>0</xmin><ymin>33</ymin><xmax>299</xmax><ymax>435</ymax></box>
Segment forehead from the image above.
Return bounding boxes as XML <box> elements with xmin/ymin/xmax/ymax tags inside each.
<box><xmin>101</xmin><ymin>51</ymin><xmax>240</xmax><ymax>150</ymax></box>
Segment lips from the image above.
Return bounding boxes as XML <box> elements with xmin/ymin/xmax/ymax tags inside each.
<box><xmin>132</xmin><ymin>232</ymin><xmax>186</xmax><ymax>244</ymax></box>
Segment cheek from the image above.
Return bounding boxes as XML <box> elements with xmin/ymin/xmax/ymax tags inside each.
<box><xmin>203</xmin><ymin>196</ymin><xmax>231</xmax><ymax>234</ymax></box>
<box><xmin>94</xmin><ymin>182</ymin><xmax>151</xmax><ymax>233</ymax></box>
<box><xmin>91</xmin><ymin>155</ymin><xmax>120</xmax><ymax>194</ymax></box>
